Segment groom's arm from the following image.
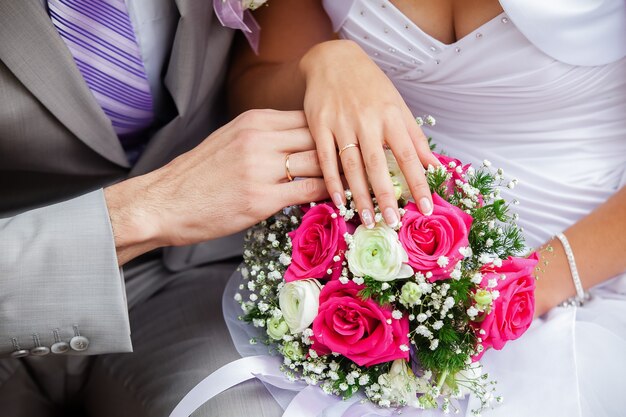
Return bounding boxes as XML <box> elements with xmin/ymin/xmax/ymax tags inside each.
<box><xmin>104</xmin><ymin>109</ymin><xmax>328</xmax><ymax>265</ymax></box>
<box><xmin>0</xmin><ymin>110</ymin><xmax>326</xmax><ymax>357</ymax></box>
<box><xmin>0</xmin><ymin>190</ymin><xmax>131</xmax><ymax>356</ymax></box>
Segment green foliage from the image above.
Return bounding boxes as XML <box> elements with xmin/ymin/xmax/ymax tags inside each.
<box><xmin>447</xmin><ymin>274</ymin><xmax>474</xmax><ymax>304</ymax></box>
<box><xmin>359</xmin><ymin>276</ymin><xmax>397</xmax><ymax>306</ymax></box>
<box><xmin>428</xmin><ymin>137</ymin><xmax>436</xmax><ymax>151</ymax></box>
<box><xmin>243</xmin><ymin>305</ymin><xmax>262</xmax><ymax>323</ymax></box>
<box><xmin>468</xmin><ymin>170</ymin><xmax>496</xmax><ymax>198</ymax></box>
<box><xmin>426</xmin><ymin>167</ymin><xmax>451</xmax><ymax>199</ymax></box>
<box><xmin>414</xmin><ymin>326</ymin><xmax>476</xmax><ymax>375</ymax></box>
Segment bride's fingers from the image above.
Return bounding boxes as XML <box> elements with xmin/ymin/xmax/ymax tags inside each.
<box><xmin>313</xmin><ymin>127</ymin><xmax>346</xmax><ymax>208</ymax></box>
<box><xmin>360</xmin><ymin>130</ymin><xmax>400</xmax><ymax>227</ymax></box>
<box><xmin>386</xmin><ymin>121</ymin><xmax>434</xmax><ymax>216</ymax></box>
<box><xmin>339</xmin><ymin>136</ymin><xmax>375</xmax><ymax>228</ymax></box>
<box><xmin>283</xmin><ymin>150</ymin><xmax>323</xmax><ymax>180</ymax></box>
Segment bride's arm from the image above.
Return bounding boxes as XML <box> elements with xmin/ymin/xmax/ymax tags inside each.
<box><xmin>534</xmin><ymin>186</ymin><xmax>626</xmax><ymax>316</ymax></box>
<box><xmin>229</xmin><ymin>0</ymin><xmax>440</xmax><ymax>229</ymax></box>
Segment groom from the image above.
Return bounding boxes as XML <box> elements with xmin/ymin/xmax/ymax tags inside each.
<box><xmin>0</xmin><ymin>1</ymin><xmax>322</xmax><ymax>416</ymax></box>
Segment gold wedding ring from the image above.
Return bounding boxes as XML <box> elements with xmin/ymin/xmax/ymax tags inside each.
<box><xmin>338</xmin><ymin>143</ymin><xmax>359</xmax><ymax>157</ymax></box>
<box><xmin>285</xmin><ymin>154</ymin><xmax>294</xmax><ymax>182</ymax></box>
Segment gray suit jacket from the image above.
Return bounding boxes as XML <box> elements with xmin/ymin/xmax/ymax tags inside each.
<box><xmin>0</xmin><ymin>0</ymin><xmax>242</xmax><ymax>356</ymax></box>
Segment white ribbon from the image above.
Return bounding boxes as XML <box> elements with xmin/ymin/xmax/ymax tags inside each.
<box><xmin>169</xmin><ymin>355</ymin><xmax>283</xmax><ymax>417</ymax></box>
<box><xmin>169</xmin><ymin>355</ymin><xmax>365</xmax><ymax>417</ymax></box>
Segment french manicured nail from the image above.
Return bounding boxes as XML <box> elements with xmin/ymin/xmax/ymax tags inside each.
<box><xmin>383</xmin><ymin>207</ymin><xmax>399</xmax><ymax>228</ymax></box>
<box><xmin>419</xmin><ymin>197</ymin><xmax>433</xmax><ymax>216</ymax></box>
<box><xmin>332</xmin><ymin>192</ymin><xmax>345</xmax><ymax>209</ymax></box>
<box><xmin>361</xmin><ymin>209</ymin><xmax>375</xmax><ymax>229</ymax></box>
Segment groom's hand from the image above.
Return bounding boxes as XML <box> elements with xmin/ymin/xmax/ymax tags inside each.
<box><xmin>104</xmin><ymin>109</ymin><xmax>327</xmax><ymax>265</ymax></box>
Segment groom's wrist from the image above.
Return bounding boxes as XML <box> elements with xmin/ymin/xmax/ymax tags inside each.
<box><xmin>104</xmin><ymin>172</ymin><xmax>166</xmax><ymax>266</ymax></box>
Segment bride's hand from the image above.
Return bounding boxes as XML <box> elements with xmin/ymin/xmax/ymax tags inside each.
<box><xmin>300</xmin><ymin>40</ymin><xmax>440</xmax><ymax>228</ymax></box>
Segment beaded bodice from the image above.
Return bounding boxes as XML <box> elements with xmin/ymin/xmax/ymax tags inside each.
<box><xmin>324</xmin><ymin>0</ymin><xmax>626</xmax><ymax>248</ymax></box>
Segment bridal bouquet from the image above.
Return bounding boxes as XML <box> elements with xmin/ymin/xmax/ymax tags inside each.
<box><xmin>234</xmin><ymin>118</ymin><xmax>538</xmax><ymax>414</ymax></box>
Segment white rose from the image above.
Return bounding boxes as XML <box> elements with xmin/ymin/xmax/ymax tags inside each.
<box><xmin>242</xmin><ymin>0</ymin><xmax>268</xmax><ymax>10</ymax></box>
<box><xmin>346</xmin><ymin>223</ymin><xmax>413</xmax><ymax>281</ymax></box>
<box><xmin>278</xmin><ymin>279</ymin><xmax>322</xmax><ymax>334</ymax></box>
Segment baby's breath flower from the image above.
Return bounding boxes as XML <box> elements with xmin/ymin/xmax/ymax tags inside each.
<box><xmin>467</xmin><ymin>306</ymin><xmax>479</xmax><ymax>319</ymax></box>
<box><xmin>471</xmin><ymin>272</ymin><xmax>483</xmax><ymax>284</ymax></box>
<box><xmin>352</xmin><ymin>276</ymin><xmax>365</xmax><ymax>285</ymax></box>
<box><xmin>437</xmin><ymin>256</ymin><xmax>449</xmax><ymax>267</ymax></box>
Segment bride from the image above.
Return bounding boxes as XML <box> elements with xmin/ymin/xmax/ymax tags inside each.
<box><xmin>226</xmin><ymin>0</ymin><xmax>625</xmax><ymax>416</ymax></box>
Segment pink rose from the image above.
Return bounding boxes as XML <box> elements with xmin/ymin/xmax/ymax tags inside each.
<box><xmin>285</xmin><ymin>204</ymin><xmax>349</xmax><ymax>282</ymax></box>
<box><xmin>311</xmin><ymin>281</ymin><xmax>409</xmax><ymax>367</ymax></box>
<box><xmin>474</xmin><ymin>253</ymin><xmax>538</xmax><ymax>359</ymax></box>
<box><xmin>398</xmin><ymin>193</ymin><xmax>473</xmax><ymax>281</ymax></box>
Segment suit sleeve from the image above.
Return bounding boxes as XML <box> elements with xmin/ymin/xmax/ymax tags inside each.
<box><xmin>0</xmin><ymin>189</ymin><xmax>132</xmax><ymax>357</ymax></box>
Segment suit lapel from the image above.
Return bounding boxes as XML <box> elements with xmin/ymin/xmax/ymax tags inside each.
<box><xmin>0</xmin><ymin>0</ymin><xmax>129</xmax><ymax>168</ymax></box>
<box><xmin>131</xmin><ymin>0</ymin><xmax>234</xmax><ymax>175</ymax></box>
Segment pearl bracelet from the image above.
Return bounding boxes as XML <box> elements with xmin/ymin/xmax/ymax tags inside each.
<box><xmin>555</xmin><ymin>232</ymin><xmax>588</xmax><ymax>307</ymax></box>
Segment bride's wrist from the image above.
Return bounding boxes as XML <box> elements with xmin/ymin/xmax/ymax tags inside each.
<box><xmin>299</xmin><ymin>39</ymin><xmax>366</xmax><ymax>80</ymax></box>
<box><xmin>533</xmin><ymin>238</ymin><xmax>580</xmax><ymax>316</ymax></box>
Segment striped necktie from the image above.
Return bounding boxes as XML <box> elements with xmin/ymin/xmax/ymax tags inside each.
<box><xmin>48</xmin><ymin>0</ymin><xmax>154</xmax><ymax>144</ymax></box>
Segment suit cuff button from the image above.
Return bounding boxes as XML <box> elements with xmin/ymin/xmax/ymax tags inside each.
<box><xmin>31</xmin><ymin>346</ymin><xmax>50</xmax><ymax>356</ymax></box>
<box><xmin>51</xmin><ymin>341</ymin><xmax>70</xmax><ymax>354</ymax></box>
<box><xmin>70</xmin><ymin>336</ymin><xmax>90</xmax><ymax>352</ymax></box>
<box><xmin>10</xmin><ymin>349</ymin><xmax>29</xmax><ymax>358</ymax></box>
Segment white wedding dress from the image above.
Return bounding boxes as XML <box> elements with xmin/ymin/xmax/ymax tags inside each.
<box><xmin>319</xmin><ymin>1</ymin><xmax>626</xmax><ymax>417</ymax></box>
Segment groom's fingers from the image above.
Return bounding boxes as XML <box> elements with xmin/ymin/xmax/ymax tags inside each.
<box><xmin>283</xmin><ymin>150</ymin><xmax>323</xmax><ymax>180</ymax></box>
<box><xmin>278</xmin><ymin>178</ymin><xmax>328</xmax><ymax>207</ymax></box>
<box><xmin>276</xmin><ymin>128</ymin><xmax>317</xmax><ymax>153</ymax></box>
<box><xmin>252</xmin><ymin>128</ymin><xmax>316</xmax><ymax>153</ymax></box>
